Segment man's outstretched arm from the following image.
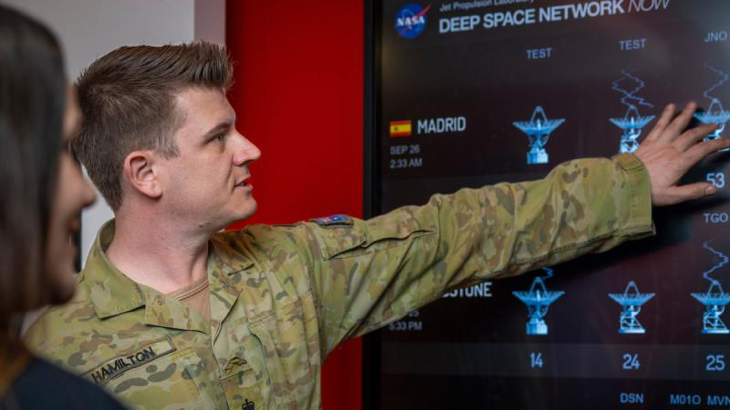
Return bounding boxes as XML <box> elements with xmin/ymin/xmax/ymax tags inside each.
<box><xmin>283</xmin><ymin>102</ymin><xmax>724</xmax><ymax>355</ymax></box>
<box><xmin>294</xmin><ymin>154</ymin><xmax>652</xmax><ymax>355</ymax></box>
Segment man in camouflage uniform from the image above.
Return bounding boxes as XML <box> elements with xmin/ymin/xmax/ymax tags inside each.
<box><xmin>25</xmin><ymin>43</ymin><xmax>726</xmax><ymax>409</ymax></box>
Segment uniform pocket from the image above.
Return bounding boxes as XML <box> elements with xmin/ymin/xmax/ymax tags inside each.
<box><xmin>220</xmin><ymin>358</ymin><xmax>263</xmax><ymax>410</ymax></box>
<box><xmin>247</xmin><ymin>322</ymin><xmax>292</xmax><ymax>409</ymax></box>
<box><xmin>246</xmin><ymin>295</ymin><xmax>318</xmax><ymax>410</ymax></box>
<box><xmin>217</xmin><ymin>318</ymin><xmax>283</xmax><ymax>409</ymax></box>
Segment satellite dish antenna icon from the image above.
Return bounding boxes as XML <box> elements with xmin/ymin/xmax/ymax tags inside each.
<box><xmin>691</xmin><ymin>281</ymin><xmax>730</xmax><ymax>334</ymax></box>
<box><xmin>609</xmin><ymin>105</ymin><xmax>655</xmax><ymax>154</ymax></box>
<box><xmin>513</xmin><ymin>276</ymin><xmax>564</xmax><ymax>335</ymax></box>
<box><xmin>608</xmin><ymin>281</ymin><xmax>655</xmax><ymax>334</ymax></box>
<box><xmin>513</xmin><ymin>106</ymin><xmax>565</xmax><ymax>165</ymax></box>
<box><xmin>694</xmin><ymin>99</ymin><xmax>730</xmax><ymax>151</ymax></box>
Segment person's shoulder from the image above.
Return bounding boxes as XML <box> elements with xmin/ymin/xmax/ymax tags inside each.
<box><xmin>6</xmin><ymin>356</ymin><xmax>126</xmax><ymax>409</ymax></box>
<box><xmin>23</xmin><ymin>277</ymin><xmax>98</xmax><ymax>352</ymax></box>
<box><xmin>217</xmin><ymin>221</ymin><xmax>308</xmax><ymax>239</ymax></box>
<box><xmin>214</xmin><ymin>222</ymin><xmax>313</xmax><ymax>252</ymax></box>
<box><xmin>223</xmin><ymin>216</ymin><xmax>360</xmax><ymax>242</ymax></box>
<box><xmin>213</xmin><ymin>215</ymin><xmax>364</xmax><ymax>264</ymax></box>
<box><xmin>213</xmin><ymin>222</ymin><xmax>334</xmax><ymax>279</ymax></box>
<box><xmin>28</xmin><ymin>274</ymin><xmax>94</xmax><ymax>321</ymax></box>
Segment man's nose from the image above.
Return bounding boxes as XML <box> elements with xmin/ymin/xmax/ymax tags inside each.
<box><xmin>232</xmin><ymin>131</ymin><xmax>261</xmax><ymax>166</ymax></box>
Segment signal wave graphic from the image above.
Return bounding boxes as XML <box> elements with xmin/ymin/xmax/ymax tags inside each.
<box><xmin>694</xmin><ymin>63</ymin><xmax>730</xmax><ymax>150</ymax></box>
<box><xmin>691</xmin><ymin>240</ymin><xmax>730</xmax><ymax>334</ymax></box>
<box><xmin>701</xmin><ymin>240</ymin><xmax>729</xmax><ymax>287</ymax></box>
<box><xmin>612</xmin><ymin>68</ymin><xmax>654</xmax><ymax>111</ymax></box>
<box><xmin>701</xmin><ymin>62</ymin><xmax>729</xmax><ymax>104</ymax></box>
<box><xmin>609</xmin><ymin>67</ymin><xmax>655</xmax><ymax>154</ymax></box>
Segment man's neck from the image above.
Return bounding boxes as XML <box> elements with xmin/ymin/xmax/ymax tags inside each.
<box><xmin>106</xmin><ymin>213</ymin><xmax>213</xmax><ymax>294</ymax></box>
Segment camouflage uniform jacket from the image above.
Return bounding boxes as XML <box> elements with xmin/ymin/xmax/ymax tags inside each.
<box><xmin>25</xmin><ymin>154</ymin><xmax>654</xmax><ymax>409</ymax></box>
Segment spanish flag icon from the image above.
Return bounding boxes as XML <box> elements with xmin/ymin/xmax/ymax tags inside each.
<box><xmin>389</xmin><ymin>120</ymin><xmax>412</xmax><ymax>137</ymax></box>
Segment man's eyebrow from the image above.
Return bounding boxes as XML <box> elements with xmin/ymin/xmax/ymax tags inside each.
<box><xmin>202</xmin><ymin>119</ymin><xmax>234</xmax><ymax>139</ymax></box>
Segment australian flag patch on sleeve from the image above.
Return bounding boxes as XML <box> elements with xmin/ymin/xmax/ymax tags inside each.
<box><xmin>311</xmin><ymin>214</ymin><xmax>353</xmax><ymax>228</ymax></box>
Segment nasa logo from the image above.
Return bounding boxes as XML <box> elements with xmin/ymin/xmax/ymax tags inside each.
<box><xmin>395</xmin><ymin>4</ymin><xmax>431</xmax><ymax>39</ymax></box>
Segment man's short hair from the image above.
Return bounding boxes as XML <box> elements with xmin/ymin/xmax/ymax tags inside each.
<box><xmin>74</xmin><ymin>42</ymin><xmax>233</xmax><ymax>210</ymax></box>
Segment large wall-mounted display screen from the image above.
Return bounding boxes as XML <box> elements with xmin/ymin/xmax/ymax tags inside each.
<box><xmin>366</xmin><ymin>1</ymin><xmax>730</xmax><ymax>408</ymax></box>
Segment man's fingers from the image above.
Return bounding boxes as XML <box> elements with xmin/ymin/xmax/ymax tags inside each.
<box><xmin>663</xmin><ymin>102</ymin><xmax>697</xmax><ymax>141</ymax></box>
<box><xmin>674</xmin><ymin>122</ymin><xmax>719</xmax><ymax>151</ymax></box>
<box><xmin>682</xmin><ymin>137</ymin><xmax>730</xmax><ymax>167</ymax></box>
<box><xmin>644</xmin><ymin>103</ymin><xmax>675</xmax><ymax>143</ymax></box>
<box><xmin>659</xmin><ymin>182</ymin><xmax>716</xmax><ymax>206</ymax></box>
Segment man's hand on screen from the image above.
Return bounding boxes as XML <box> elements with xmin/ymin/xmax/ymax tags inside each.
<box><xmin>635</xmin><ymin>102</ymin><xmax>729</xmax><ymax>206</ymax></box>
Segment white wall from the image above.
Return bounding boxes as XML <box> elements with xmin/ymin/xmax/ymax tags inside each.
<box><xmin>4</xmin><ymin>0</ymin><xmax>225</xmax><ymax>266</ymax></box>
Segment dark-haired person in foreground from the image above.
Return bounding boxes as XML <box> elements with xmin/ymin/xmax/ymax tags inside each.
<box><xmin>25</xmin><ymin>42</ymin><xmax>727</xmax><ymax>409</ymax></box>
<box><xmin>0</xmin><ymin>5</ymin><xmax>126</xmax><ymax>409</ymax></box>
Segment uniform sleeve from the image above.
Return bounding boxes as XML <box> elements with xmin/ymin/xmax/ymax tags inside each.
<box><xmin>292</xmin><ymin>154</ymin><xmax>654</xmax><ymax>355</ymax></box>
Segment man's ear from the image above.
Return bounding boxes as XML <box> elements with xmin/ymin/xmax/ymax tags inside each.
<box><xmin>123</xmin><ymin>150</ymin><xmax>162</xmax><ymax>199</ymax></box>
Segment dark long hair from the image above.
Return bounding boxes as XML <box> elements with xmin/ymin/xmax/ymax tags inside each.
<box><xmin>0</xmin><ymin>5</ymin><xmax>66</xmax><ymax>341</ymax></box>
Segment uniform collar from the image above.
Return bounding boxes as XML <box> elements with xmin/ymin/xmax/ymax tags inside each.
<box><xmin>85</xmin><ymin>221</ymin><xmax>207</xmax><ymax>333</ymax></box>
<box><xmin>210</xmin><ymin>233</ymin><xmax>255</xmax><ymax>274</ymax></box>
<box><xmin>84</xmin><ymin>221</ymin><xmax>253</xmax><ymax>334</ymax></box>
<box><xmin>84</xmin><ymin>220</ymin><xmax>146</xmax><ymax>319</ymax></box>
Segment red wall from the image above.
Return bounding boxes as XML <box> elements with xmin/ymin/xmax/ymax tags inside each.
<box><xmin>226</xmin><ymin>2</ymin><xmax>364</xmax><ymax>409</ymax></box>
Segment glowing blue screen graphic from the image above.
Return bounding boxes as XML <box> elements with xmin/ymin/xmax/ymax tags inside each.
<box><xmin>694</xmin><ymin>63</ymin><xmax>730</xmax><ymax>151</ymax></box>
<box><xmin>691</xmin><ymin>241</ymin><xmax>730</xmax><ymax>334</ymax></box>
<box><xmin>609</xmin><ymin>68</ymin><xmax>655</xmax><ymax>154</ymax></box>
<box><xmin>513</xmin><ymin>106</ymin><xmax>565</xmax><ymax>165</ymax></box>
<box><xmin>374</xmin><ymin>1</ymin><xmax>730</xmax><ymax>408</ymax></box>
<box><xmin>513</xmin><ymin>267</ymin><xmax>564</xmax><ymax>335</ymax></box>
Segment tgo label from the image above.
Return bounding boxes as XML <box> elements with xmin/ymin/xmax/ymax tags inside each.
<box><xmin>704</xmin><ymin>213</ymin><xmax>729</xmax><ymax>224</ymax></box>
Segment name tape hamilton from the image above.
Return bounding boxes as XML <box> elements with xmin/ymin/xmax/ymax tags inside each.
<box><xmin>84</xmin><ymin>338</ymin><xmax>177</xmax><ymax>384</ymax></box>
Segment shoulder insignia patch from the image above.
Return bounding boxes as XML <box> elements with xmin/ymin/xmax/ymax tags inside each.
<box><xmin>83</xmin><ymin>337</ymin><xmax>176</xmax><ymax>384</ymax></box>
<box><xmin>311</xmin><ymin>214</ymin><xmax>353</xmax><ymax>228</ymax></box>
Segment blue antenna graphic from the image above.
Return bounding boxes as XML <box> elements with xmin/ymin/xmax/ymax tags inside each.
<box><xmin>513</xmin><ymin>267</ymin><xmax>564</xmax><ymax>335</ymax></box>
<box><xmin>609</xmin><ymin>68</ymin><xmax>655</xmax><ymax>154</ymax></box>
<box><xmin>513</xmin><ymin>106</ymin><xmax>565</xmax><ymax>165</ymax></box>
<box><xmin>690</xmin><ymin>241</ymin><xmax>730</xmax><ymax>334</ymax></box>
<box><xmin>608</xmin><ymin>281</ymin><xmax>655</xmax><ymax>334</ymax></box>
<box><xmin>694</xmin><ymin>63</ymin><xmax>730</xmax><ymax>150</ymax></box>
